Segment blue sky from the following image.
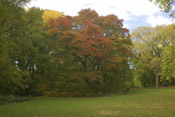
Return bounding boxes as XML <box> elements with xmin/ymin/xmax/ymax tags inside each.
<box><xmin>28</xmin><ymin>0</ymin><xmax>175</xmax><ymax>32</ymax></box>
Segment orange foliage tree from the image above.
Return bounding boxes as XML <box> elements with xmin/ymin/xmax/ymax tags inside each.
<box><xmin>46</xmin><ymin>9</ymin><xmax>132</xmax><ymax>94</ymax></box>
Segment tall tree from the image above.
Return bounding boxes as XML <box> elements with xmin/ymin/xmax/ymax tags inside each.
<box><xmin>159</xmin><ymin>24</ymin><xmax>175</xmax><ymax>85</ymax></box>
<box><xmin>0</xmin><ymin>0</ymin><xmax>31</xmax><ymax>95</ymax></box>
<box><xmin>150</xmin><ymin>0</ymin><xmax>175</xmax><ymax>18</ymax></box>
<box><xmin>47</xmin><ymin>9</ymin><xmax>132</xmax><ymax>94</ymax></box>
<box><xmin>132</xmin><ymin>24</ymin><xmax>175</xmax><ymax>87</ymax></box>
<box><xmin>14</xmin><ymin>7</ymin><xmax>46</xmax><ymax>95</ymax></box>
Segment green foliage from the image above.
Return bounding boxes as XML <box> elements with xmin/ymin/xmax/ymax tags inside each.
<box><xmin>150</xmin><ymin>0</ymin><xmax>175</xmax><ymax>18</ymax></box>
<box><xmin>0</xmin><ymin>0</ymin><xmax>31</xmax><ymax>95</ymax></box>
<box><xmin>161</xmin><ymin>45</ymin><xmax>175</xmax><ymax>84</ymax></box>
<box><xmin>132</xmin><ymin>24</ymin><xmax>175</xmax><ymax>87</ymax></box>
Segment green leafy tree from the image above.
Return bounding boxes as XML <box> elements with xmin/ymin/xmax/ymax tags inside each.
<box><xmin>159</xmin><ymin>24</ymin><xmax>175</xmax><ymax>85</ymax></box>
<box><xmin>161</xmin><ymin>46</ymin><xmax>175</xmax><ymax>85</ymax></box>
<box><xmin>0</xmin><ymin>0</ymin><xmax>31</xmax><ymax>95</ymax></box>
<box><xmin>150</xmin><ymin>0</ymin><xmax>175</xmax><ymax>18</ymax></box>
<box><xmin>132</xmin><ymin>24</ymin><xmax>175</xmax><ymax>87</ymax></box>
<box><xmin>14</xmin><ymin>7</ymin><xmax>46</xmax><ymax>95</ymax></box>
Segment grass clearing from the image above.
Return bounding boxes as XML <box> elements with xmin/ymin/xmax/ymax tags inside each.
<box><xmin>0</xmin><ymin>88</ymin><xmax>175</xmax><ymax>117</ymax></box>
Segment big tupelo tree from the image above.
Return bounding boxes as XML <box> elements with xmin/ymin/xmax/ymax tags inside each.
<box><xmin>46</xmin><ymin>9</ymin><xmax>132</xmax><ymax>95</ymax></box>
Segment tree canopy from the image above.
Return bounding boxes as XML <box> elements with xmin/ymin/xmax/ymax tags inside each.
<box><xmin>132</xmin><ymin>24</ymin><xmax>175</xmax><ymax>87</ymax></box>
<box><xmin>150</xmin><ymin>0</ymin><xmax>175</xmax><ymax>18</ymax></box>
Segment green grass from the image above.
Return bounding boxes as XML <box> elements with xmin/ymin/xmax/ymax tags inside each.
<box><xmin>1</xmin><ymin>88</ymin><xmax>175</xmax><ymax>117</ymax></box>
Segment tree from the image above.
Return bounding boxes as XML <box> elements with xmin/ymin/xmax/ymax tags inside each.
<box><xmin>0</xmin><ymin>0</ymin><xmax>31</xmax><ymax>95</ymax></box>
<box><xmin>42</xmin><ymin>10</ymin><xmax>63</xmax><ymax>25</ymax></box>
<box><xmin>132</xmin><ymin>27</ymin><xmax>161</xmax><ymax>87</ymax></box>
<box><xmin>159</xmin><ymin>24</ymin><xmax>175</xmax><ymax>85</ymax></box>
<box><xmin>150</xmin><ymin>0</ymin><xmax>175</xmax><ymax>18</ymax></box>
<box><xmin>132</xmin><ymin>24</ymin><xmax>175</xmax><ymax>87</ymax></box>
<box><xmin>161</xmin><ymin>45</ymin><xmax>175</xmax><ymax>85</ymax></box>
<box><xmin>46</xmin><ymin>8</ymin><xmax>132</xmax><ymax>94</ymax></box>
<box><xmin>13</xmin><ymin>7</ymin><xmax>46</xmax><ymax>95</ymax></box>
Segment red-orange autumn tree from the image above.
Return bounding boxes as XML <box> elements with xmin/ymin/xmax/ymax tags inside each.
<box><xmin>46</xmin><ymin>9</ymin><xmax>132</xmax><ymax>94</ymax></box>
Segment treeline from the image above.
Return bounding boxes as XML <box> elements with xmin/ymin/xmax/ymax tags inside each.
<box><xmin>0</xmin><ymin>0</ymin><xmax>132</xmax><ymax>96</ymax></box>
<box><xmin>1</xmin><ymin>0</ymin><xmax>174</xmax><ymax>97</ymax></box>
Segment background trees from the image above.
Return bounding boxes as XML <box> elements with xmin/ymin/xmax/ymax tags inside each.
<box><xmin>132</xmin><ymin>24</ymin><xmax>175</xmax><ymax>87</ymax></box>
<box><xmin>0</xmin><ymin>1</ymin><xmax>132</xmax><ymax>96</ymax></box>
<box><xmin>1</xmin><ymin>0</ymin><xmax>174</xmax><ymax>97</ymax></box>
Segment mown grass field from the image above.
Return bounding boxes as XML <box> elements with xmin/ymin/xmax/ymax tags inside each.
<box><xmin>0</xmin><ymin>88</ymin><xmax>175</xmax><ymax>117</ymax></box>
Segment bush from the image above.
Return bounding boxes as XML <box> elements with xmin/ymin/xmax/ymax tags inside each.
<box><xmin>0</xmin><ymin>95</ymin><xmax>31</xmax><ymax>105</ymax></box>
<box><xmin>42</xmin><ymin>91</ymin><xmax>95</xmax><ymax>97</ymax></box>
<box><xmin>37</xmin><ymin>84</ymin><xmax>47</xmax><ymax>95</ymax></box>
<box><xmin>70</xmin><ymin>92</ymin><xmax>82</xmax><ymax>97</ymax></box>
<box><xmin>43</xmin><ymin>91</ymin><xmax>59</xmax><ymax>97</ymax></box>
<box><xmin>59</xmin><ymin>92</ymin><xmax>92</xmax><ymax>97</ymax></box>
<box><xmin>59</xmin><ymin>92</ymin><xmax>70</xmax><ymax>97</ymax></box>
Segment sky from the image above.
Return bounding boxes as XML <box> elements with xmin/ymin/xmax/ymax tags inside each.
<box><xmin>28</xmin><ymin>0</ymin><xmax>175</xmax><ymax>32</ymax></box>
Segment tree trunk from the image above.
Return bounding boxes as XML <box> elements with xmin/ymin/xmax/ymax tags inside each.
<box><xmin>172</xmin><ymin>78</ymin><xmax>175</xmax><ymax>86</ymax></box>
<box><xmin>155</xmin><ymin>68</ymin><xmax>159</xmax><ymax>88</ymax></box>
<box><xmin>146</xmin><ymin>71</ymin><xmax>153</xmax><ymax>87</ymax></box>
<box><xmin>83</xmin><ymin>56</ymin><xmax>87</xmax><ymax>72</ymax></box>
<box><xmin>148</xmin><ymin>75</ymin><xmax>153</xmax><ymax>87</ymax></box>
<box><xmin>31</xmin><ymin>65</ymin><xmax>35</xmax><ymax>79</ymax></box>
<box><xmin>83</xmin><ymin>63</ymin><xmax>86</xmax><ymax>72</ymax></box>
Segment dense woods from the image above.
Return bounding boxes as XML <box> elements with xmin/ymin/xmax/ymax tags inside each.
<box><xmin>0</xmin><ymin>0</ymin><xmax>175</xmax><ymax>97</ymax></box>
<box><xmin>0</xmin><ymin>0</ymin><xmax>132</xmax><ymax>96</ymax></box>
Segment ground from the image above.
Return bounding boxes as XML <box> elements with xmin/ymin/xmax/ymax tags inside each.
<box><xmin>0</xmin><ymin>87</ymin><xmax>175</xmax><ymax>117</ymax></box>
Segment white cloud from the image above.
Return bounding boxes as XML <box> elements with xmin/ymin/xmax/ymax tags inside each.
<box><xmin>123</xmin><ymin>23</ymin><xmax>129</xmax><ymax>28</ymax></box>
<box><xmin>29</xmin><ymin>0</ymin><xmax>86</xmax><ymax>16</ymax></box>
<box><xmin>147</xmin><ymin>15</ymin><xmax>174</xmax><ymax>27</ymax></box>
<box><xmin>100</xmin><ymin>0</ymin><xmax>160</xmax><ymax>18</ymax></box>
<box><xmin>29</xmin><ymin>0</ymin><xmax>160</xmax><ymax>19</ymax></box>
<box><xmin>28</xmin><ymin>0</ymin><xmax>173</xmax><ymax>30</ymax></box>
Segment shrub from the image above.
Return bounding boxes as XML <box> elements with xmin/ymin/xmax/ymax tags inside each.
<box><xmin>70</xmin><ymin>92</ymin><xmax>82</xmax><ymax>97</ymax></box>
<box><xmin>37</xmin><ymin>84</ymin><xmax>47</xmax><ymax>95</ymax></box>
<box><xmin>42</xmin><ymin>91</ymin><xmax>95</xmax><ymax>97</ymax></box>
<box><xmin>43</xmin><ymin>91</ymin><xmax>59</xmax><ymax>97</ymax></box>
<box><xmin>59</xmin><ymin>92</ymin><xmax>70</xmax><ymax>97</ymax></box>
<box><xmin>0</xmin><ymin>95</ymin><xmax>31</xmax><ymax>105</ymax></box>
<box><xmin>97</xmin><ymin>91</ymin><xmax>103</xmax><ymax>96</ymax></box>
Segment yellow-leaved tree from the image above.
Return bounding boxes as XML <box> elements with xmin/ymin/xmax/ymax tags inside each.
<box><xmin>42</xmin><ymin>10</ymin><xmax>63</xmax><ymax>25</ymax></box>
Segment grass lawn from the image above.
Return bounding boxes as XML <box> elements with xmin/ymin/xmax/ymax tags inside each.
<box><xmin>0</xmin><ymin>88</ymin><xmax>175</xmax><ymax>117</ymax></box>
